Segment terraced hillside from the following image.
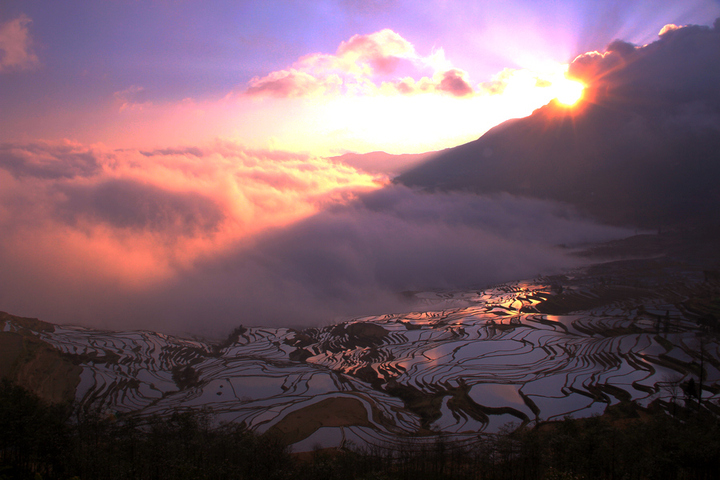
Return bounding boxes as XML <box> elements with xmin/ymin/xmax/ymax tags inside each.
<box><xmin>2</xmin><ymin>234</ymin><xmax>719</xmax><ymax>452</ymax></box>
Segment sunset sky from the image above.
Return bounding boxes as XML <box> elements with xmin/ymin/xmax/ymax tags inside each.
<box><xmin>2</xmin><ymin>0</ymin><xmax>718</xmax><ymax>154</ymax></box>
<box><xmin>1</xmin><ymin>1</ymin><xmax>718</xmax><ymax>333</ymax></box>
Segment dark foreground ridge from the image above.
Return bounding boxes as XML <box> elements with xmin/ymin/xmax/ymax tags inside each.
<box><xmin>2</xmin><ymin>377</ymin><xmax>720</xmax><ymax>480</ymax></box>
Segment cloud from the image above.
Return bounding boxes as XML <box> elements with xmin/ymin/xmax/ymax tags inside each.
<box><xmin>437</xmin><ymin>69</ymin><xmax>474</xmax><ymax>97</ymax></box>
<box><xmin>0</xmin><ymin>141</ymin><xmax>101</xmax><ymax>179</ymax></box>
<box><xmin>0</xmin><ymin>140</ymin><xmax>381</xmax><ymax>298</ymax></box>
<box><xmin>141</xmin><ymin>147</ymin><xmax>205</xmax><ymax>158</ymax></box>
<box><xmin>246</xmin><ymin>69</ymin><xmax>341</xmax><ymax>98</ymax></box>
<box><xmin>567</xmin><ymin>44</ymin><xmax>634</xmax><ymax>88</ymax></box>
<box><xmin>114</xmin><ymin>85</ymin><xmax>153</xmax><ymax>111</ymax></box>
<box><xmin>0</xmin><ymin>140</ymin><xmax>630</xmax><ymax>335</ymax></box>
<box><xmin>106</xmin><ymin>187</ymin><xmax>628</xmax><ymax>335</ymax></box>
<box><xmin>245</xmin><ymin>29</ymin><xmax>478</xmax><ymax>99</ymax></box>
<box><xmin>568</xmin><ymin>19</ymin><xmax>720</xmax><ymax>106</ymax></box>
<box><xmin>336</xmin><ymin>29</ymin><xmax>416</xmax><ymax>74</ymax></box>
<box><xmin>56</xmin><ymin>179</ymin><xmax>226</xmax><ymax>236</ymax></box>
<box><xmin>658</xmin><ymin>24</ymin><xmax>681</xmax><ymax>36</ymax></box>
<box><xmin>0</xmin><ymin>14</ymin><xmax>38</xmax><ymax>72</ymax></box>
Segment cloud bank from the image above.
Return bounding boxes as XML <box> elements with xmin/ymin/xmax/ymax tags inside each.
<box><xmin>246</xmin><ymin>29</ymin><xmax>480</xmax><ymax>98</ymax></box>
<box><xmin>244</xmin><ymin>28</ymin><xmax>595</xmax><ymax>103</ymax></box>
<box><xmin>0</xmin><ymin>140</ymin><xmax>379</xmax><ymax>293</ymax></box>
<box><xmin>0</xmin><ymin>140</ymin><xmax>629</xmax><ymax>335</ymax></box>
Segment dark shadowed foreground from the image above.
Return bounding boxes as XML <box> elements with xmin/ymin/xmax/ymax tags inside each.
<box><xmin>2</xmin><ymin>378</ymin><xmax>720</xmax><ymax>480</ymax></box>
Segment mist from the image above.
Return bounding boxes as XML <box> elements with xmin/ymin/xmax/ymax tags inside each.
<box><xmin>0</xmin><ymin>142</ymin><xmax>630</xmax><ymax>336</ymax></box>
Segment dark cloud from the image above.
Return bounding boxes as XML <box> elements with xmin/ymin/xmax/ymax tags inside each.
<box><xmin>56</xmin><ymin>179</ymin><xmax>225</xmax><ymax>235</ymax></box>
<box><xmin>140</xmin><ymin>147</ymin><xmax>205</xmax><ymax>157</ymax></box>
<box><xmin>569</xmin><ymin>20</ymin><xmax>720</xmax><ymax>106</ymax></box>
<box><xmin>0</xmin><ymin>142</ymin><xmax>101</xmax><ymax>179</ymax></box>
<box><xmin>437</xmin><ymin>69</ymin><xmax>474</xmax><ymax>97</ymax></box>
<box><xmin>246</xmin><ymin>187</ymin><xmax>625</xmax><ymax>294</ymax></box>
<box><xmin>606</xmin><ymin>39</ymin><xmax>636</xmax><ymax>56</ymax></box>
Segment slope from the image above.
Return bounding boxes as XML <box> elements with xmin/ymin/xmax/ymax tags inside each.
<box><xmin>397</xmin><ymin>20</ymin><xmax>720</xmax><ymax>228</ymax></box>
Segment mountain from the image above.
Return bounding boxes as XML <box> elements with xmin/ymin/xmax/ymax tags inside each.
<box><xmin>397</xmin><ymin>21</ymin><xmax>720</xmax><ymax>228</ymax></box>
<box><xmin>3</xmin><ymin>230</ymin><xmax>719</xmax><ymax>451</ymax></box>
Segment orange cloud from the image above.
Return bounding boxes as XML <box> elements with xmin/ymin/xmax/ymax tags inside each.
<box><xmin>246</xmin><ymin>69</ymin><xmax>342</xmax><ymax>98</ymax></box>
<box><xmin>0</xmin><ymin>14</ymin><xmax>38</xmax><ymax>72</ymax></box>
<box><xmin>0</xmin><ymin>140</ymin><xmax>382</xmax><ymax>289</ymax></box>
<box><xmin>567</xmin><ymin>39</ymin><xmax>638</xmax><ymax>88</ymax></box>
<box><xmin>245</xmin><ymin>29</ymin><xmax>476</xmax><ymax>99</ymax></box>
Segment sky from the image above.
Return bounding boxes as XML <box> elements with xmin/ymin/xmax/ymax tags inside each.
<box><xmin>2</xmin><ymin>0</ymin><xmax>719</xmax><ymax>154</ymax></box>
<box><xmin>1</xmin><ymin>1</ymin><xmax>718</xmax><ymax>335</ymax></box>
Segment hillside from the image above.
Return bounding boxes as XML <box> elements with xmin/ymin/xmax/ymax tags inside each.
<box><xmin>397</xmin><ymin>21</ymin><xmax>720</xmax><ymax>228</ymax></box>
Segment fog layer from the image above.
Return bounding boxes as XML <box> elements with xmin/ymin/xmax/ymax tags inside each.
<box><xmin>0</xmin><ymin>143</ymin><xmax>628</xmax><ymax>335</ymax></box>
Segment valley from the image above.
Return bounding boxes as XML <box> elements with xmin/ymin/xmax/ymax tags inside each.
<box><xmin>3</xmin><ymin>231</ymin><xmax>718</xmax><ymax>452</ymax></box>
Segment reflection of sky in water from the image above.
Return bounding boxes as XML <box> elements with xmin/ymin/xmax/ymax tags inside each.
<box><xmin>521</xmin><ymin>375</ymin><xmax>570</xmax><ymax>396</ymax></box>
<box><xmin>469</xmin><ymin>383</ymin><xmax>526</xmax><ymax>409</ymax></box>
<box><xmin>292</xmin><ymin>427</ymin><xmax>345</xmax><ymax>451</ymax></box>
<box><xmin>137</xmin><ymin>383</ymin><xmax>163</xmax><ymax>399</ymax></box>
<box><xmin>432</xmin><ymin>397</ymin><xmax>455</xmax><ymax>430</ymax></box>
<box><xmin>431</xmin><ymin>396</ymin><xmax>486</xmax><ymax>433</ymax></box>
<box><xmin>228</xmin><ymin>375</ymin><xmax>287</xmax><ymax>399</ymax></box>
<box><xmin>184</xmin><ymin>379</ymin><xmax>231</xmax><ymax>406</ymax></box>
<box><xmin>664</xmin><ymin>348</ymin><xmax>695</xmax><ymax>363</ymax></box>
<box><xmin>526</xmin><ymin>393</ymin><xmax>597</xmax><ymax>420</ymax></box>
<box><xmin>704</xmin><ymin>363</ymin><xmax>720</xmax><ymax>382</ymax></box>
<box><xmin>304</xmin><ymin>373</ymin><xmax>337</xmax><ymax>396</ymax></box>
<box><xmin>486</xmin><ymin>414</ymin><xmax>524</xmax><ymax>433</ymax></box>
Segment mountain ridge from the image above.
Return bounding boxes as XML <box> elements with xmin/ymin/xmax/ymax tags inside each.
<box><xmin>397</xmin><ymin>21</ymin><xmax>720</xmax><ymax>228</ymax></box>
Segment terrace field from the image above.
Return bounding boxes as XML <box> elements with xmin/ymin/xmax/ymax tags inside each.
<box><xmin>2</xmin><ymin>229</ymin><xmax>719</xmax><ymax>452</ymax></box>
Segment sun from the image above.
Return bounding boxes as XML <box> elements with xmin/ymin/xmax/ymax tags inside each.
<box><xmin>554</xmin><ymin>78</ymin><xmax>585</xmax><ymax>106</ymax></box>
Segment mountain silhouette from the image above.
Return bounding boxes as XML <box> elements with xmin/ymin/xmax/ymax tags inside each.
<box><xmin>397</xmin><ymin>20</ymin><xmax>720</xmax><ymax>228</ymax></box>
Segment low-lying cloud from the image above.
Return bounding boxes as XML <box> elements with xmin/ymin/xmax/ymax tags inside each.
<box><xmin>0</xmin><ymin>141</ymin><xmax>630</xmax><ymax>336</ymax></box>
<box><xmin>0</xmin><ymin>139</ymin><xmax>380</xmax><ymax>297</ymax></box>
